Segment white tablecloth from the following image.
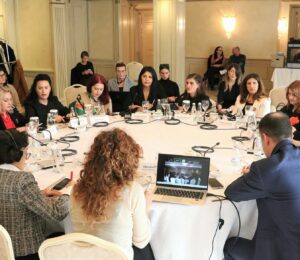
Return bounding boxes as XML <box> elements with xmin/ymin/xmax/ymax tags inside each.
<box><xmin>32</xmin><ymin>116</ymin><xmax>258</xmax><ymax>260</ymax></box>
<box><xmin>271</xmin><ymin>68</ymin><xmax>300</xmax><ymax>89</ymax></box>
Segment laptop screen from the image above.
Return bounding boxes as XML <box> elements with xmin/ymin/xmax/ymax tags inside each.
<box><xmin>156</xmin><ymin>154</ymin><xmax>210</xmax><ymax>190</ymax></box>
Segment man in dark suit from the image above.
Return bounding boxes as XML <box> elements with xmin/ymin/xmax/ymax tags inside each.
<box><xmin>224</xmin><ymin>112</ymin><xmax>300</xmax><ymax>260</ymax></box>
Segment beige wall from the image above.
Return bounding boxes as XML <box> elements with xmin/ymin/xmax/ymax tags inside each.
<box><xmin>17</xmin><ymin>0</ymin><xmax>53</xmax><ymax>71</ymax></box>
<box><xmin>186</xmin><ymin>0</ymin><xmax>280</xmax><ymax>59</ymax></box>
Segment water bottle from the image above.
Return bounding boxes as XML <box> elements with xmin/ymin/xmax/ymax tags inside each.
<box><xmin>47</xmin><ymin>113</ymin><xmax>55</xmax><ymax>128</ymax></box>
<box><xmin>156</xmin><ymin>99</ymin><xmax>162</xmax><ymax>113</ymax></box>
<box><xmin>191</xmin><ymin>103</ymin><xmax>196</xmax><ymax>114</ymax></box>
<box><xmin>253</xmin><ymin>135</ymin><xmax>263</xmax><ymax>157</ymax></box>
<box><xmin>70</xmin><ymin>107</ymin><xmax>76</xmax><ymax>117</ymax></box>
<box><xmin>197</xmin><ymin>102</ymin><xmax>203</xmax><ymax>123</ymax></box>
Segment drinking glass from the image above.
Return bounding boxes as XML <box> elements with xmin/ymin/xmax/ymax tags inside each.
<box><xmin>161</xmin><ymin>98</ymin><xmax>168</xmax><ymax>115</ymax></box>
<box><xmin>142</xmin><ymin>101</ymin><xmax>150</xmax><ymax>112</ymax></box>
<box><xmin>182</xmin><ymin>100</ymin><xmax>190</xmax><ymax>113</ymax></box>
<box><xmin>84</xmin><ymin>104</ymin><xmax>93</xmax><ymax>116</ymax></box>
<box><xmin>94</xmin><ymin>105</ymin><xmax>101</xmax><ymax>115</ymax></box>
<box><xmin>50</xmin><ymin>109</ymin><xmax>58</xmax><ymax>118</ymax></box>
<box><xmin>245</xmin><ymin>105</ymin><xmax>253</xmax><ymax>116</ymax></box>
<box><xmin>46</xmin><ymin>113</ymin><xmax>55</xmax><ymax>128</ymax></box>
<box><xmin>202</xmin><ymin>100</ymin><xmax>210</xmax><ymax>121</ymax></box>
<box><xmin>247</xmin><ymin>112</ymin><xmax>257</xmax><ymax>132</ymax></box>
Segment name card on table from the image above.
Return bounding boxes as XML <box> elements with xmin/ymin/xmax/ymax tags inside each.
<box><xmin>69</xmin><ymin>117</ymin><xmax>88</xmax><ymax>129</ymax></box>
<box><xmin>175</xmin><ymin>113</ymin><xmax>195</xmax><ymax>124</ymax></box>
<box><xmin>89</xmin><ymin>115</ymin><xmax>110</xmax><ymax>125</ymax></box>
<box><xmin>132</xmin><ymin>112</ymin><xmax>151</xmax><ymax>122</ymax></box>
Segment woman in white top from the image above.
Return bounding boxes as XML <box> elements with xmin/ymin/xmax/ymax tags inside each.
<box><xmin>70</xmin><ymin>128</ymin><xmax>154</xmax><ymax>260</ymax></box>
<box><xmin>232</xmin><ymin>73</ymin><xmax>269</xmax><ymax>118</ymax></box>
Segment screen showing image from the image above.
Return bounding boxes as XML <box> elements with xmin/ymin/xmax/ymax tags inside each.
<box><xmin>156</xmin><ymin>154</ymin><xmax>210</xmax><ymax>189</ymax></box>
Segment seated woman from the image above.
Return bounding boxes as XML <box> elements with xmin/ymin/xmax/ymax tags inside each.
<box><xmin>0</xmin><ymin>67</ymin><xmax>24</xmax><ymax>114</ymax></box>
<box><xmin>129</xmin><ymin>66</ymin><xmax>167</xmax><ymax>112</ymax></box>
<box><xmin>24</xmin><ymin>74</ymin><xmax>69</xmax><ymax>128</ymax></box>
<box><xmin>72</xmin><ymin>73</ymin><xmax>112</xmax><ymax>115</ymax></box>
<box><xmin>70</xmin><ymin>128</ymin><xmax>154</xmax><ymax>260</ymax></box>
<box><xmin>204</xmin><ymin>46</ymin><xmax>225</xmax><ymax>89</ymax></box>
<box><xmin>158</xmin><ymin>64</ymin><xmax>180</xmax><ymax>103</ymax></box>
<box><xmin>0</xmin><ymin>129</ymin><xmax>69</xmax><ymax>260</ymax></box>
<box><xmin>281</xmin><ymin>80</ymin><xmax>300</xmax><ymax>142</ymax></box>
<box><xmin>0</xmin><ymin>87</ymin><xmax>26</xmax><ymax>131</ymax></box>
<box><xmin>177</xmin><ymin>73</ymin><xmax>212</xmax><ymax>111</ymax></box>
<box><xmin>217</xmin><ymin>63</ymin><xmax>241</xmax><ymax>113</ymax></box>
<box><xmin>232</xmin><ymin>73</ymin><xmax>269</xmax><ymax>118</ymax></box>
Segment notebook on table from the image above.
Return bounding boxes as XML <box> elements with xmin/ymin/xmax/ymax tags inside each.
<box><xmin>153</xmin><ymin>153</ymin><xmax>210</xmax><ymax>205</ymax></box>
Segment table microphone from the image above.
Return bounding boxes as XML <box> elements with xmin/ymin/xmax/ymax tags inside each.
<box><xmin>203</xmin><ymin>142</ymin><xmax>220</xmax><ymax>157</ymax></box>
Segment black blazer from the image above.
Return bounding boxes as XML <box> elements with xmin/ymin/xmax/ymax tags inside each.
<box><xmin>217</xmin><ymin>81</ymin><xmax>240</xmax><ymax>109</ymax></box>
<box><xmin>24</xmin><ymin>96</ymin><xmax>69</xmax><ymax>128</ymax></box>
<box><xmin>225</xmin><ymin>140</ymin><xmax>300</xmax><ymax>260</ymax></box>
<box><xmin>0</xmin><ymin>109</ymin><xmax>26</xmax><ymax>130</ymax></box>
<box><xmin>129</xmin><ymin>84</ymin><xmax>167</xmax><ymax>111</ymax></box>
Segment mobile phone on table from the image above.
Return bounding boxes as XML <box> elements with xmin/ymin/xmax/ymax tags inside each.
<box><xmin>208</xmin><ymin>178</ymin><xmax>224</xmax><ymax>189</ymax></box>
<box><xmin>52</xmin><ymin>178</ymin><xmax>71</xmax><ymax>190</ymax></box>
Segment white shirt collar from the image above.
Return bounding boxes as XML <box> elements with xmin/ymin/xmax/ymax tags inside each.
<box><xmin>0</xmin><ymin>164</ymin><xmax>20</xmax><ymax>171</ymax></box>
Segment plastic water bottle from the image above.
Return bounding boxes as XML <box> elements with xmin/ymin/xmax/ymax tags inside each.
<box><xmin>156</xmin><ymin>99</ymin><xmax>162</xmax><ymax>113</ymax></box>
<box><xmin>197</xmin><ymin>102</ymin><xmax>203</xmax><ymax>123</ymax></box>
<box><xmin>191</xmin><ymin>103</ymin><xmax>196</xmax><ymax>114</ymax></box>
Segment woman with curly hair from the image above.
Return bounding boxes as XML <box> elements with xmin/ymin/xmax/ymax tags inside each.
<box><xmin>70</xmin><ymin>128</ymin><xmax>154</xmax><ymax>260</ymax></box>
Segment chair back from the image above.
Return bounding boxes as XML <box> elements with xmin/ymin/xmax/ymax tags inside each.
<box><xmin>269</xmin><ymin>86</ymin><xmax>287</xmax><ymax>111</ymax></box>
<box><xmin>64</xmin><ymin>84</ymin><xmax>87</xmax><ymax>106</ymax></box>
<box><xmin>0</xmin><ymin>225</ymin><xmax>15</xmax><ymax>260</ymax></box>
<box><xmin>126</xmin><ymin>62</ymin><xmax>143</xmax><ymax>83</ymax></box>
<box><xmin>38</xmin><ymin>233</ymin><xmax>128</xmax><ymax>260</ymax></box>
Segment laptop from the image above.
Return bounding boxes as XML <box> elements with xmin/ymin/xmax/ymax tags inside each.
<box><xmin>153</xmin><ymin>153</ymin><xmax>210</xmax><ymax>205</ymax></box>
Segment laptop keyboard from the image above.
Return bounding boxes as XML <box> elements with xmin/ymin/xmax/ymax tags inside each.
<box><xmin>155</xmin><ymin>188</ymin><xmax>204</xmax><ymax>199</ymax></box>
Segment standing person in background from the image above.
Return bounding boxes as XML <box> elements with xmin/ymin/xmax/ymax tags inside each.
<box><xmin>217</xmin><ymin>63</ymin><xmax>241</xmax><ymax>113</ymax></box>
<box><xmin>204</xmin><ymin>46</ymin><xmax>226</xmax><ymax>90</ymax></box>
<box><xmin>71</xmin><ymin>51</ymin><xmax>94</xmax><ymax>86</ymax></box>
<box><xmin>24</xmin><ymin>74</ymin><xmax>69</xmax><ymax>128</ymax></box>
<box><xmin>129</xmin><ymin>66</ymin><xmax>166</xmax><ymax>112</ymax></box>
<box><xmin>108</xmin><ymin>62</ymin><xmax>135</xmax><ymax>112</ymax></box>
<box><xmin>228</xmin><ymin>46</ymin><xmax>246</xmax><ymax>74</ymax></box>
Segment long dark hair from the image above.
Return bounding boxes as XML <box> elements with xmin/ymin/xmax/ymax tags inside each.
<box><xmin>213</xmin><ymin>46</ymin><xmax>224</xmax><ymax>59</ymax></box>
<box><xmin>86</xmin><ymin>74</ymin><xmax>110</xmax><ymax>105</ymax></box>
<box><xmin>224</xmin><ymin>63</ymin><xmax>241</xmax><ymax>92</ymax></box>
<box><xmin>137</xmin><ymin>66</ymin><xmax>159</xmax><ymax>99</ymax></box>
<box><xmin>26</xmin><ymin>74</ymin><xmax>54</xmax><ymax>102</ymax></box>
<box><xmin>239</xmin><ymin>73</ymin><xmax>265</xmax><ymax>104</ymax></box>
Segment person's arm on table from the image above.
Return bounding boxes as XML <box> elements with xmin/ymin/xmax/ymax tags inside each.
<box><xmin>225</xmin><ymin>163</ymin><xmax>266</xmax><ymax>202</ymax></box>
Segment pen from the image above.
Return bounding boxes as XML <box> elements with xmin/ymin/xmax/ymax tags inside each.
<box><xmin>70</xmin><ymin>171</ymin><xmax>74</xmax><ymax>181</ymax></box>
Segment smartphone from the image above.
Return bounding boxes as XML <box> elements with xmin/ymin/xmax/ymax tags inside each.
<box><xmin>208</xmin><ymin>178</ymin><xmax>224</xmax><ymax>189</ymax></box>
<box><xmin>52</xmin><ymin>178</ymin><xmax>71</xmax><ymax>190</ymax></box>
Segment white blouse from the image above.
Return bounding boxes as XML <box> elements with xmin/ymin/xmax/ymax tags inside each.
<box><xmin>70</xmin><ymin>181</ymin><xmax>151</xmax><ymax>260</ymax></box>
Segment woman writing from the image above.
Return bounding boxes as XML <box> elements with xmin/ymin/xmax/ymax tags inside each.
<box><xmin>70</xmin><ymin>128</ymin><xmax>154</xmax><ymax>260</ymax></box>
<box><xmin>217</xmin><ymin>63</ymin><xmax>241</xmax><ymax>113</ymax></box>
<box><xmin>129</xmin><ymin>66</ymin><xmax>166</xmax><ymax>112</ymax></box>
<box><xmin>0</xmin><ymin>129</ymin><xmax>69</xmax><ymax>260</ymax></box>
<box><xmin>72</xmin><ymin>73</ymin><xmax>112</xmax><ymax>115</ymax></box>
<box><xmin>0</xmin><ymin>87</ymin><xmax>26</xmax><ymax>131</ymax></box>
<box><xmin>24</xmin><ymin>74</ymin><xmax>69</xmax><ymax>128</ymax></box>
<box><xmin>232</xmin><ymin>73</ymin><xmax>269</xmax><ymax>118</ymax></box>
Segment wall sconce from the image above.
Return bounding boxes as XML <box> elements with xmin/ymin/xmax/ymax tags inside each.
<box><xmin>278</xmin><ymin>18</ymin><xmax>287</xmax><ymax>37</ymax></box>
<box><xmin>223</xmin><ymin>16</ymin><xmax>236</xmax><ymax>38</ymax></box>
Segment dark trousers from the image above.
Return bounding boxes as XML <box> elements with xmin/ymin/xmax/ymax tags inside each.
<box><xmin>15</xmin><ymin>254</ymin><xmax>39</xmax><ymax>260</ymax></box>
<box><xmin>224</xmin><ymin>237</ymin><xmax>254</xmax><ymax>260</ymax></box>
<box><xmin>133</xmin><ymin>243</ymin><xmax>155</xmax><ymax>260</ymax></box>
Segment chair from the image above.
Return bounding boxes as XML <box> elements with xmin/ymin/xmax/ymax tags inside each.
<box><xmin>269</xmin><ymin>86</ymin><xmax>287</xmax><ymax>111</ymax></box>
<box><xmin>126</xmin><ymin>61</ymin><xmax>143</xmax><ymax>83</ymax></box>
<box><xmin>38</xmin><ymin>233</ymin><xmax>128</xmax><ymax>260</ymax></box>
<box><xmin>64</xmin><ymin>84</ymin><xmax>87</xmax><ymax>106</ymax></box>
<box><xmin>0</xmin><ymin>225</ymin><xmax>15</xmax><ymax>260</ymax></box>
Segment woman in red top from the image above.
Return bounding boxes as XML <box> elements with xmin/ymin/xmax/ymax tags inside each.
<box><xmin>0</xmin><ymin>87</ymin><xmax>26</xmax><ymax>131</ymax></box>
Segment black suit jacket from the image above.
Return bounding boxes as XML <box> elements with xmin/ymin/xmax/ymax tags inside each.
<box><xmin>225</xmin><ymin>140</ymin><xmax>300</xmax><ymax>260</ymax></box>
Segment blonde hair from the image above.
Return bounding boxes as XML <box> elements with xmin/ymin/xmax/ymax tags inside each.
<box><xmin>286</xmin><ymin>80</ymin><xmax>300</xmax><ymax>112</ymax></box>
<box><xmin>73</xmin><ymin>128</ymin><xmax>142</xmax><ymax>221</ymax></box>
